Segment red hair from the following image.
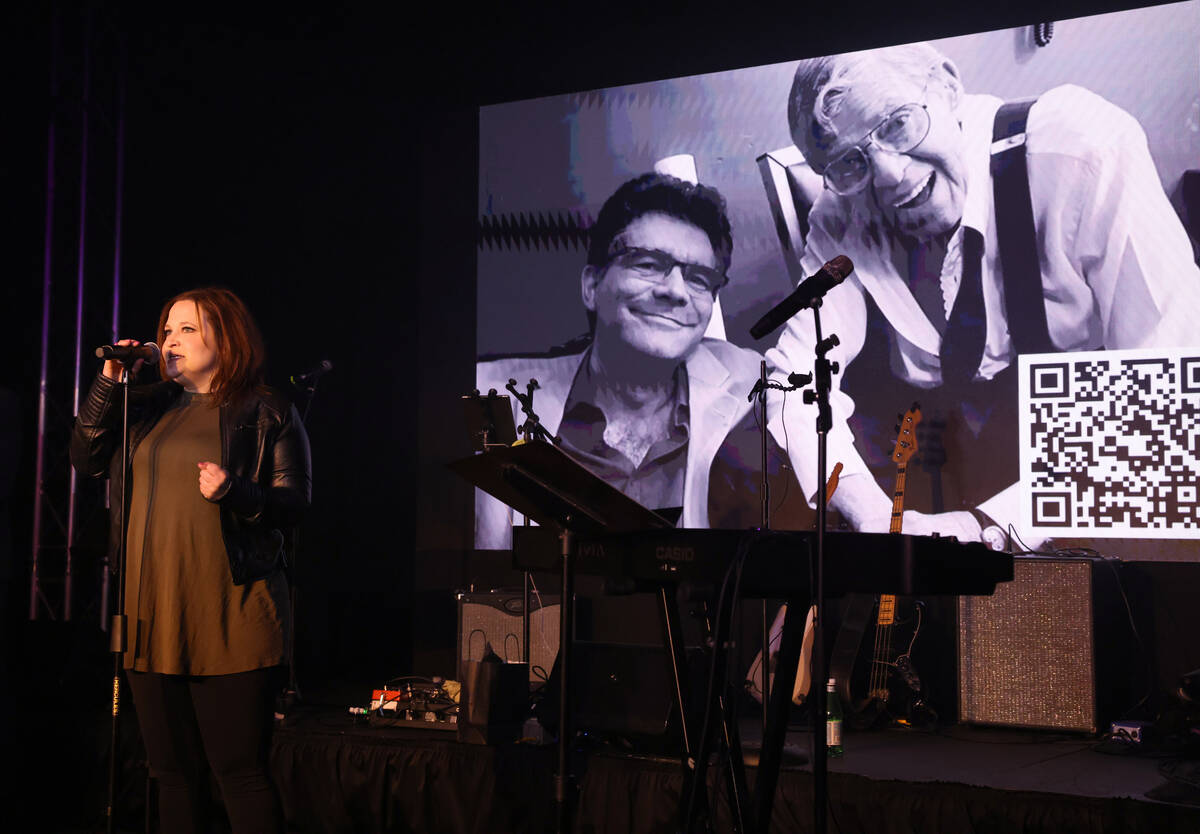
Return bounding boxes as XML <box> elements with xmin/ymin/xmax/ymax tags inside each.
<box><xmin>156</xmin><ymin>287</ymin><xmax>265</xmax><ymax>403</ymax></box>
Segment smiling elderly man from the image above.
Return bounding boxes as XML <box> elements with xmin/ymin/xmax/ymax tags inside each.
<box><xmin>476</xmin><ymin>173</ymin><xmax>799</xmax><ymax>548</ymax></box>
<box><xmin>765</xmin><ymin>42</ymin><xmax>1200</xmax><ymax>546</ymax></box>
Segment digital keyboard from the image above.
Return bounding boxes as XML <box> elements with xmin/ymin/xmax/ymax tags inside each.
<box><xmin>512</xmin><ymin>526</ymin><xmax>1012</xmax><ymax>598</ymax></box>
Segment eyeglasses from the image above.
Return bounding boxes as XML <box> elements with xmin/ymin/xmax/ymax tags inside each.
<box><xmin>822</xmin><ymin>102</ymin><xmax>931</xmax><ymax>196</ymax></box>
<box><xmin>604</xmin><ymin>247</ymin><xmax>728</xmax><ymax>297</ymax></box>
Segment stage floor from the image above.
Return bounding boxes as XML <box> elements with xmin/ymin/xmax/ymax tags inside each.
<box><xmin>269</xmin><ymin>704</ymin><xmax>1200</xmax><ymax>833</ymax></box>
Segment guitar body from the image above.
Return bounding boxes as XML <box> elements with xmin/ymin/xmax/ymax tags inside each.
<box><xmin>744</xmin><ymin>464</ymin><xmax>843</xmax><ymax>707</ymax></box>
<box><xmin>830</xmin><ymin>594</ymin><xmax>937</xmax><ymax>729</ymax></box>
<box><xmin>745</xmin><ymin>603</ymin><xmax>817</xmax><ymax>706</ymax></box>
<box><xmin>832</xmin><ymin>404</ymin><xmax>939</xmax><ymax>730</ymax></box>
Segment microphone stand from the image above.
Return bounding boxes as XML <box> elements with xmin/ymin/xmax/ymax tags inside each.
<box><xmin>279</xmin><ymin>371</ymin><xmax>326</xmax><ymax>721</ymax></box>
<box><xmin>744</xmin><ymin>270</ymin><xmax>844</xmax><ymax>833</ymax></box>
<box><xmin>506</xmin><ymin>377</ymin><xmax>554</xmax><ymax>445</ymax></box>
<box><xmin>505</xmin><ymin>377</ymin><xmax>576</xmax><ymax>832</ymax></box>
<box><xmin>748</xmin><ymin>363</ymin><xmax>809</xmax><ymax>728</ymax></box>
<box><xmin>105</xmin><ymin>366</ymin><xmax>132</xmax><ymax>834</ymax></box>
<box><xmin>504</xmin><ymin>378</ymin><xmax>554</xmax><ymax>710</ymax></box>
<box><xmin>756</xmin><ymin>362</ymin><xmax>770</xmax><ymax>735</ymax></box>
<box><xmin>798</xmin><ymin>301</ymin><xmax>839</xmax><ymax>834</ymax></box>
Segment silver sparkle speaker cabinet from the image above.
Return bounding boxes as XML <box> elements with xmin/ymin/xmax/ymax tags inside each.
<box><xmin>957</xmin><ymin>555</ymin><xmax>1136</xmax><ymax>733</ymax></box>
<box><xmin>456</xmin><ymin>591</ymin><xmax>559</xmax><ymax>686</ymax></box>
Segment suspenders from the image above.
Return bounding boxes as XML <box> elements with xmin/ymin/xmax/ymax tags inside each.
<box><xmin>990</xmin><ymin>98</ymin><xmax>1054</xmax><ymax>355</ymax></box>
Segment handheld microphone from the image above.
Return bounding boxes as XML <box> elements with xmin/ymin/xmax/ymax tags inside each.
<box><xmin>749</xmin><ymin>255</ymin><xmax>854</xmax><ymax>340</ymax></box>
<box><xmin>95</xmin><ymin>342</ymin><xmax>161</xmax><ymax>363</ymax></box>
<box><xmin>291</xmin><ymin>359</ymin><xmax>333</xmax><ymax>387</ymax></box>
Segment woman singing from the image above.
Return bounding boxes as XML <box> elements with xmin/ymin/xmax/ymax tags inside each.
<box><xmin>71</xmin><ymin>287</ymin><xmax>310</xmax><ymax>834</ymax></box>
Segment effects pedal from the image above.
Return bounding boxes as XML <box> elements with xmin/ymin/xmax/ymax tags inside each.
<box><xmin>1109</xmin><ymin>720</ymin><xmax>1148</xmax><ymax>744</ymax></box>
<box><xmin>362</xmin><ymin>682</ymin><xmax>459</xmax><ymax>730</ymax></box>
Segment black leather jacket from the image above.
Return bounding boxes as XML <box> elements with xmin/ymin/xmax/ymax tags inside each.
<box><xmin>70</xmin><ymin>372</ymin><xmax>311</xmax><ymax>585</ymax></box>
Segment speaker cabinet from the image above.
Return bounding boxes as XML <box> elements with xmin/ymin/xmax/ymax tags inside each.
<box><xmin>536</xmin><ymin>641</ymin><xmax>706</xmax><ymax>751</ymax></box>
<box><xmin>457</xmin><ymin>591</ymin><xmax>559</xmax><ymax>685</ymax></box>
<box><xmin>957</xmin><ymin>556</ymin><xmax>1135</xmax><ymax>733</ymax></box>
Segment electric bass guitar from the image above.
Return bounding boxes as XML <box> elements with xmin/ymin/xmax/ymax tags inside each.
<box><xmin>833</xmin><ymin>403</ymin><xmax>937</xmax><ymax>728</ymax></box>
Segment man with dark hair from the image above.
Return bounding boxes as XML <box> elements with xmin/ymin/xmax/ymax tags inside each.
<box><xmin>585</xmin><ymin>173</ymin><xmax>734</xmax><ymax>280</ymax></box>
<box><xmin>477</xmin><ymin>173</ymin><xmax>801</xmax><ymax>548</ymax></box>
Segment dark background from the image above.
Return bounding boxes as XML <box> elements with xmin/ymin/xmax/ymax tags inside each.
<box><xmin>2</xmin><ymin>0</ymin><xmax>1196</xmax><ymax>828</ymax></box>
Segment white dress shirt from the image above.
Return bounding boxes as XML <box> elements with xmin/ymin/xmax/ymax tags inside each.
<box><xmin>766</xmin><ymin>85</ymin><xmax>1200</xmax><ymax>534</ymax></box>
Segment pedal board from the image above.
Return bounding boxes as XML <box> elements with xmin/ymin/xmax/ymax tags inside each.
<box><xmin>363</xmin><ymin>685</ymin><xmax>459</xmax><ymax>730</ymax></box>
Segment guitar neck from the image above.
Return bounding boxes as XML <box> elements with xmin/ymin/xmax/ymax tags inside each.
<box><xmin>889</xmin><ymin>464</ymin><xmax>906</xmax><ymax>535</ymax></box>
<box><xmin>877</xmin><ymin>463</ymin><xmax>906</xmax><ymax>623</ymax></box>
<box><xmin>865</xmin><ymin>405</ymin><xmax>919</xmax><ymax>706</ymax></box>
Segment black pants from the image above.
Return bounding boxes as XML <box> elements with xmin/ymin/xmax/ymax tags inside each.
<box><xmin>127</xmin><ymin>667</ymin><xmax>282</xmax><ymax>834</ymax></box>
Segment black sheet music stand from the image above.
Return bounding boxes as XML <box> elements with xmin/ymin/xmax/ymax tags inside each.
<box><xmin>462</xmin><ymin>391</ymin><xmax>534</xmax><ymax>689</ymax></box>
<box><xmin>461</xmin><ymin>391</ymin><xmax>518</xmax><ymax>451</ymax></box>
<box><xmin>449</xmin><ymin>441</ymin><xmax>672</xmax><ymax>833</ymax></box>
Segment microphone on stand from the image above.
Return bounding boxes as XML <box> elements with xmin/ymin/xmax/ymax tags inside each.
<box><xmin>95</xmin><ymin>342</ymin><xmax>161</xmax><ymax>363</ymax></box>
<box><xmin>749</xmin><ymin>256</ymin><xmax>854</xmax><ymax>340</ymax></box>
<box><xmin>291</xmin><ymin>359</ymin><xmax>333</xmax><ymax>388</ymax></box>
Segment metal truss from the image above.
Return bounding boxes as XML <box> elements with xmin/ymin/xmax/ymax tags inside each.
<box><xmin>29</xmin><ymin>6</ymin><xmax>126</xmax><ymax>626</ymax></box>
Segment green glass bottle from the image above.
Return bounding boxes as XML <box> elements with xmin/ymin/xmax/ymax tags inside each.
<box><xmin>825</xmin><ymin>678</ymin><xmax>844</xmax><ymax>758</ymax></box>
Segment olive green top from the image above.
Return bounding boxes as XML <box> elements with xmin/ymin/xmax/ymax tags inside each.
<box><xmin>124</xmin><ymin>391</ymin><xmax>290</xmax><ymax>674</ymax></box>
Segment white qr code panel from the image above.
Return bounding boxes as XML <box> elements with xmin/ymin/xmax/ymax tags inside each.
<box><xmin>1019</xmin><ymin>349</ymin><xmax>1200</xmax><ymax>538</ymax></box>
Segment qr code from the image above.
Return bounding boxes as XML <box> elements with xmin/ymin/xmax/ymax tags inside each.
<box><xmin>1019</xmin><ymin>349</ymin><xmax>1200</xmax><ymax>538</ymax></box>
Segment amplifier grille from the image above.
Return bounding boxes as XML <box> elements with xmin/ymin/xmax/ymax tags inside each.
<box><xmin>457</xmin><ymin>592</ymin><xmax>559</xmax><ymax>685</ymax></box>
<box><xmin>958</xmin><ymin>557</ymin><xmax>1098</xmax><ymax>732</ymax></box>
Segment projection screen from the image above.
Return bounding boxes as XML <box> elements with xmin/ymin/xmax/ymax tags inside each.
<box><xmin>476</xmin><ymin>1</ymin><xmax>1200</xmax><ymax>561</ymax></box>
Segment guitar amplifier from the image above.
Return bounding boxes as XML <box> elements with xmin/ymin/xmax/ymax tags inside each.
<box><xmin>957</xmin><ymin>555</ymin><xmax>1137</xmax><ymax>733</ymax></box>
<box><xmin>456</xmin><ymin>590</ymin><xmax>559</xmax><ymax>686</ymax></box>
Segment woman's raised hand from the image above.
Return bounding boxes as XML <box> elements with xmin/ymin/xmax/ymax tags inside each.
<box><xmin>101</xmin><ymin>338</ymin><xmax>146</xmax><ymax>381</ymax></box>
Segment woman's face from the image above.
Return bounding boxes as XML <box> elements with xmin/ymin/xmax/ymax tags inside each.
<box><xmin>163</xmin><ymin>300</ymin><xmax>219</xmax><ymax>393</ymax></box>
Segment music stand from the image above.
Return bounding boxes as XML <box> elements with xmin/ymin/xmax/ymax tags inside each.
<box><xmin>462</xmin><ymin>390</ymin><xmax>532</xmax><ymax>683</ymax></box>
<box><xmin>461</xmin><ymin>391</ymin><xmax>518</xmax><ymax>451</ymax></box>
<box><xmin>450</xmin><ymin>441</ymin><xmax>672</xmax><ymax>832</ymax></box>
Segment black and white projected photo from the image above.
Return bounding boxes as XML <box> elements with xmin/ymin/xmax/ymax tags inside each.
<box><xmin>475</xmin><ymin>1</ymin><xmax>1200</xmax><ymax>559</ymax></box>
